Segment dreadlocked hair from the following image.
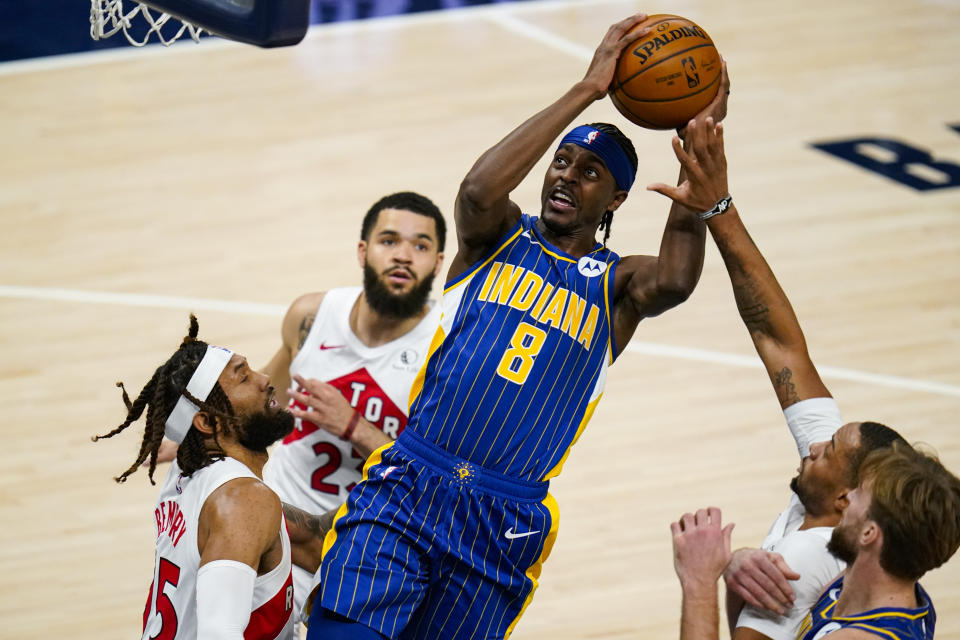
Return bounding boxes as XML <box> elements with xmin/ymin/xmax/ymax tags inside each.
<box><xmin>587</xmin><ymin>122</ymin><xmax>636</xmax><ymax>249</ymax></box>
<box><xmin>92</xmin><ymin>315</ymin><xmax>236</xmax><ymax>485</ymax></box>
<box><xmin>598</xmin><ymin>210</ymin><xmax>614</xmax><ymax>247</ymax></box>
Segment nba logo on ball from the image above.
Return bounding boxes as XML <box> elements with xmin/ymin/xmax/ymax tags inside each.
<box><xmin>681</xmin><ymin>56</ymin><xmax>700</xmax><ymax>88</ymax></box>
<box><xmin>610</xmin><ymin>14</ymin><xmax>722</xmax><ymax>130</ymax></box>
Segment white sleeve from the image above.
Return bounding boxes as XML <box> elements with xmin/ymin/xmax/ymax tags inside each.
<box><xmin>783</xmin><ymin>397</ymin><xmax>842</xmax><ymax>458</ymax></box>
<box><xmin>736</xmin><ymin>531</ymin><xmax>844</xmax><ymax>640</ymax></box>
<box><xmin>196</xmin><ymin>559</ymin><xmax>256</xmax><ymax>640</ymax></box>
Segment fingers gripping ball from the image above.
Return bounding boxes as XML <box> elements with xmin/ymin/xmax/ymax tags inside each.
<box><xmin>611</xmin><ymin>15</ymin><xmax>722</xmax><ymax>130</ymax></box>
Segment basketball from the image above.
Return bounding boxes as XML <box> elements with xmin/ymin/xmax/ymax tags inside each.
<box><xmin>610</xmin><ymin>15</ymin><xmax>722</xmax><ymax>130</ymax></box>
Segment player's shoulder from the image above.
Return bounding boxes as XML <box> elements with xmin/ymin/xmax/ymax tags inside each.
<box><xmin>776</xmin><ymin>528</ymin><xmax>830</xmax><ymax>554</ymax></box>
<box><xmin>281</xmin><ymin>292</ymin><xmax>327</xmax><ymax>347</ymax></box>
<box><xmin>205</xmin><ymin>475</ymin><xmax>282</xmax><ymax>522</ymax></box>
<box><xmin>287</xmin><ymin>291</ymin><xmax>327</xmax><ymax>318</ymax></box>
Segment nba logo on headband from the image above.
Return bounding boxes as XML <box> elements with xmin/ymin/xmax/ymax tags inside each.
<box><xmin>559</xmin><ymin>125</ymin><xmax>636</xmax><ymax>192</ymax></box>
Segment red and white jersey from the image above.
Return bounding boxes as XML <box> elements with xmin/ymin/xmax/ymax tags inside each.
<box><xmin>142</xmin><ymin>458</ymin><xmax>295</xmax><ymax>640</ymax></box>
<box><xmin>264</xmin><ymin>286</ymin><xmax>440</xmax><ymax>514</ymax></box>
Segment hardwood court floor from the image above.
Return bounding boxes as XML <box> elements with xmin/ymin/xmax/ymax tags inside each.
<box><xmin>1</xmin><ymin>0</ymin><xmax>958</xmax><ymax>637</ymax></box>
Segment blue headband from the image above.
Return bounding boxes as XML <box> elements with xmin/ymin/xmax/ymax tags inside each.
<box><xmin>557</xmin><ymin>125</ymin><xmax>636</xmax><ymax>192</ymax></box>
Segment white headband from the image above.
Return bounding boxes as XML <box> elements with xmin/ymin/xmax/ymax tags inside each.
<box><xmin>164</xmin><ymin>345</ymin><xmax>235</xmax><ymax>444</ymax></box>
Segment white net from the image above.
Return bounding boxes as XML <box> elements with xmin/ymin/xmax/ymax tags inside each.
<box><xmin>90</xmin><ymin>0</ymin><xmax>205</xmax><ymax>47</ymax></box>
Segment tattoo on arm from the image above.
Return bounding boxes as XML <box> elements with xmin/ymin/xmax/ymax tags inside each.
<box><xmin>734</xmin><ymin>283</ymin><xmax>772</xmax><ymax>336</ymax></box>
<box><xmin>297</xmin><ymin>314</ymin><xmax>316</xmax><ymax>350</ymax></box>
<box><xmin>282</xmin><ymin>502</ymin><xmax>326</xmax><ymax>541</ymax></box>
<box><xmin>773</xmin><ymin>367</ymin><xmax>801</xmax><ymax>406</ymax></box>
<box><xmin>715</xmin><ymin>232</ymin><xmax>772</xmax><ymax>336</ymax></box>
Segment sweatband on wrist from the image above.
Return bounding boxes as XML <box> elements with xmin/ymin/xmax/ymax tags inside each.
<box><xmin>699</xmin><ymin>195</ymin><xmax>733</xmax><ymax>221</ymax></box>
<box><xmin>783</xmin><ymin>397</ymin><xmax>843</xmax><ymax>458</ymax></box>
<box><xmin>557</xmin><ymin>125</ymin><xmax>636</xmax><ymax>192</ymax></box>
<box><xmin>164</xmin><ymin>345</ymin><xmax>234</xmax><ymax>444</ymax></box>
<box><xmin>196</xmin><ymin>559</ymin><xmax>256</xmax><ymax>640</ymax></box>
<box><xmin>341</xmin><ymin>410</ymin><xmax>361</xmax><ymax>442</ymax></box>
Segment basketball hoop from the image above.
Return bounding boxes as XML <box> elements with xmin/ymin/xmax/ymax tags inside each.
<box><xmin>90</xmin><ymin>0</ymin><xmax>204</xmax><ymax>47</ymax></box>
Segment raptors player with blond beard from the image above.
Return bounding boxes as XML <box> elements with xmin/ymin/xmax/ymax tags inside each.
<box><xmin>261</xmin><ymin>191</ymin><xmax>446</xmax><ymax>629</ymax></box>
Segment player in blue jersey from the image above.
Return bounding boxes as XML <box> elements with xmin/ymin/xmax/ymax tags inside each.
<box><xmin>671</xmin><ymin>444</ymin><xmax>960</xmax><ymax>640</ymax></box>
<box><xmin>307</xmin><ymin>13</ymin><xmax>731</xmax><ymax>640</ymax></box>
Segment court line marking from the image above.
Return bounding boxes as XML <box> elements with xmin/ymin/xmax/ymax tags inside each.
<box><xmin>623</xmin><ymin>342</ymin><xmax>960</xmax><ymax>399</ymax></box>
<box><xmin>2</xmin><ymin>284</ymin><xmax>958</xmax><ymax>399</ymax></box>
<box><xmin>0</xmin><ymin>0</ymin><xmax>628</xmax><ymax>76</ymax></box>
<box><xmin>482</xmin><ymin>11</ymin><xmax>595</xmax><ymax>62</ymax></box>
<box><xmin>0</xmin><ymin>285</ymin><xmax>286</xmax><ymax>317</ymax></box>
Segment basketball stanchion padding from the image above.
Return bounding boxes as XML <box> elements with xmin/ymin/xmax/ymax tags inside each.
<box><xmin>90</xmin><ymin>0</ymin><xmax>310</xmax><ymax>48</ymax></box>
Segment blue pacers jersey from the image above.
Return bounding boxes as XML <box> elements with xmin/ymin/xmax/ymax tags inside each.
<box><xmin>797</xmin><ymin>576</ymin><xmax>935</xmax><ymax>640</ymax></box>
<box><xmin>406</xmin><ymin>214</ymin><xmax>620</xmax><ymax>482</ymax></box>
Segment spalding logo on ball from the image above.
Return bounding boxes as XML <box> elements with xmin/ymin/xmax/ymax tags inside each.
<box><xmin>611</xmin><ymin>15</ymin><xmax>722</xmax><ymax>130</ymax></box>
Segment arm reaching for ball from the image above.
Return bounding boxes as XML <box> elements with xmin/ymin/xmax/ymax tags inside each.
<box><xmin>449</xmin><ymin>13</ymin><xmax>652</xmax><ymax>277</ymax></box>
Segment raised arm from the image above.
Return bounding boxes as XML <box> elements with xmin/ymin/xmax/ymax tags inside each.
<box><xmin>671</xmin><ymin>507</ymin><xmax>734</xmax><ymax>640</ymax></box>
<box><xmin>610</xmin><ymin>194</ymin><xmax>706</xmax><ymax>351</ymax></box>
<box><xmin>647</xmin><ymin>118</ymin><xmax>829</xmax><ymax>408</ymax></box>
<box><xmin>449</xmin><ymin>13</ymin><xmax>652</xmax><ymax>276</ymax></box>
<box><xmin>705</xmin><ymin>208</ymin><xmax>830</xmax><ymax>408</ymax></box>
<box><xmin>611</xmin><ymin>66</ymin><xmax>730</xmax><ymax>353</ymax></box>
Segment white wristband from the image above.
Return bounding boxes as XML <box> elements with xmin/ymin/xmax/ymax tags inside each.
<box><xmin>783</xmin><ymin>397</ymin><xmax>843</xmax><ymax>458</ymax></box>
<box><xmin>196</xmin><ymin>559</ymin><xmax>256</xmax><ymax>640</ymax></box>
<box><xmin>699</xmin><ymin>195</ymin><xmax>733</xmax><ymax>221</ymax></box>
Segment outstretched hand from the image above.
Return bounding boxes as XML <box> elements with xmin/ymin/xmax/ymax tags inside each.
<box><xmin>582</xmin><ymin>13</ymin><xmax>651</xmax><ymax>97</ymax></box>
<box><xmin>678</xmin><ymin>60</ymin><xmax>730</xmax><ymax>136</ymax></box>
<box><xmin>671</xmin><ymin>506</ymin><xmax>734</xmax><ymax>589</ymax></box>
<box><xmin>289</xmin><ymin>374</ymin><xmax>356</xmax><ymax>439</ymax></box>
<box><xmin>647</xmin><ymin>117</ymin><xmax>729</xmax><ymax>213</ymax></box>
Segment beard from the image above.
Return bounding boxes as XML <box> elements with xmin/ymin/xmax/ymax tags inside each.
<box><xmin>363</xmin><ymin>262</ymin><xmax>434</xmax><ymax>319</ymax></box>
<box><xmin>790</xmin><ymin>473</ymin><xmax>829</xmax><ymax>518</ymax></box>
<box><xmin>790</xmin><ymin>474</ymin><xmax>813</xmax><ymax>511</ymax></box>
<box><xmin>827</xmin><ymin>522</ymin><xmax>859</xmax><ymax>565</ymax></box>
<box><xmin>235</xmin><ymin>408</ymin><xmax>294</xmax><ymax>453</ymax></box>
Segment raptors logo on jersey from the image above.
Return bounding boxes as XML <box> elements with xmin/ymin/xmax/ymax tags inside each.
<box><xmin>286</xmin><ymin>367</ymin><xmax>407</xmax><ymax>445</ymax></box>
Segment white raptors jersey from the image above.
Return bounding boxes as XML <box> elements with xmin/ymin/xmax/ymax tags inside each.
<box><xmin>264</xmin><ymin>286</ymin><xmax>440</xmax><ymax>514</ymax></box>
<box><xmin>142</xmin><ymin>458</ymin><xmax>295</xmax><ymax>640</ymax></box>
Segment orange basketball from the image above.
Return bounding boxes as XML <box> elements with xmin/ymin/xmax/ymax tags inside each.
<box><xmin>610</xmin><ymin>15</ymin><xmax>722</xmax><ymax>130</ymax></box>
